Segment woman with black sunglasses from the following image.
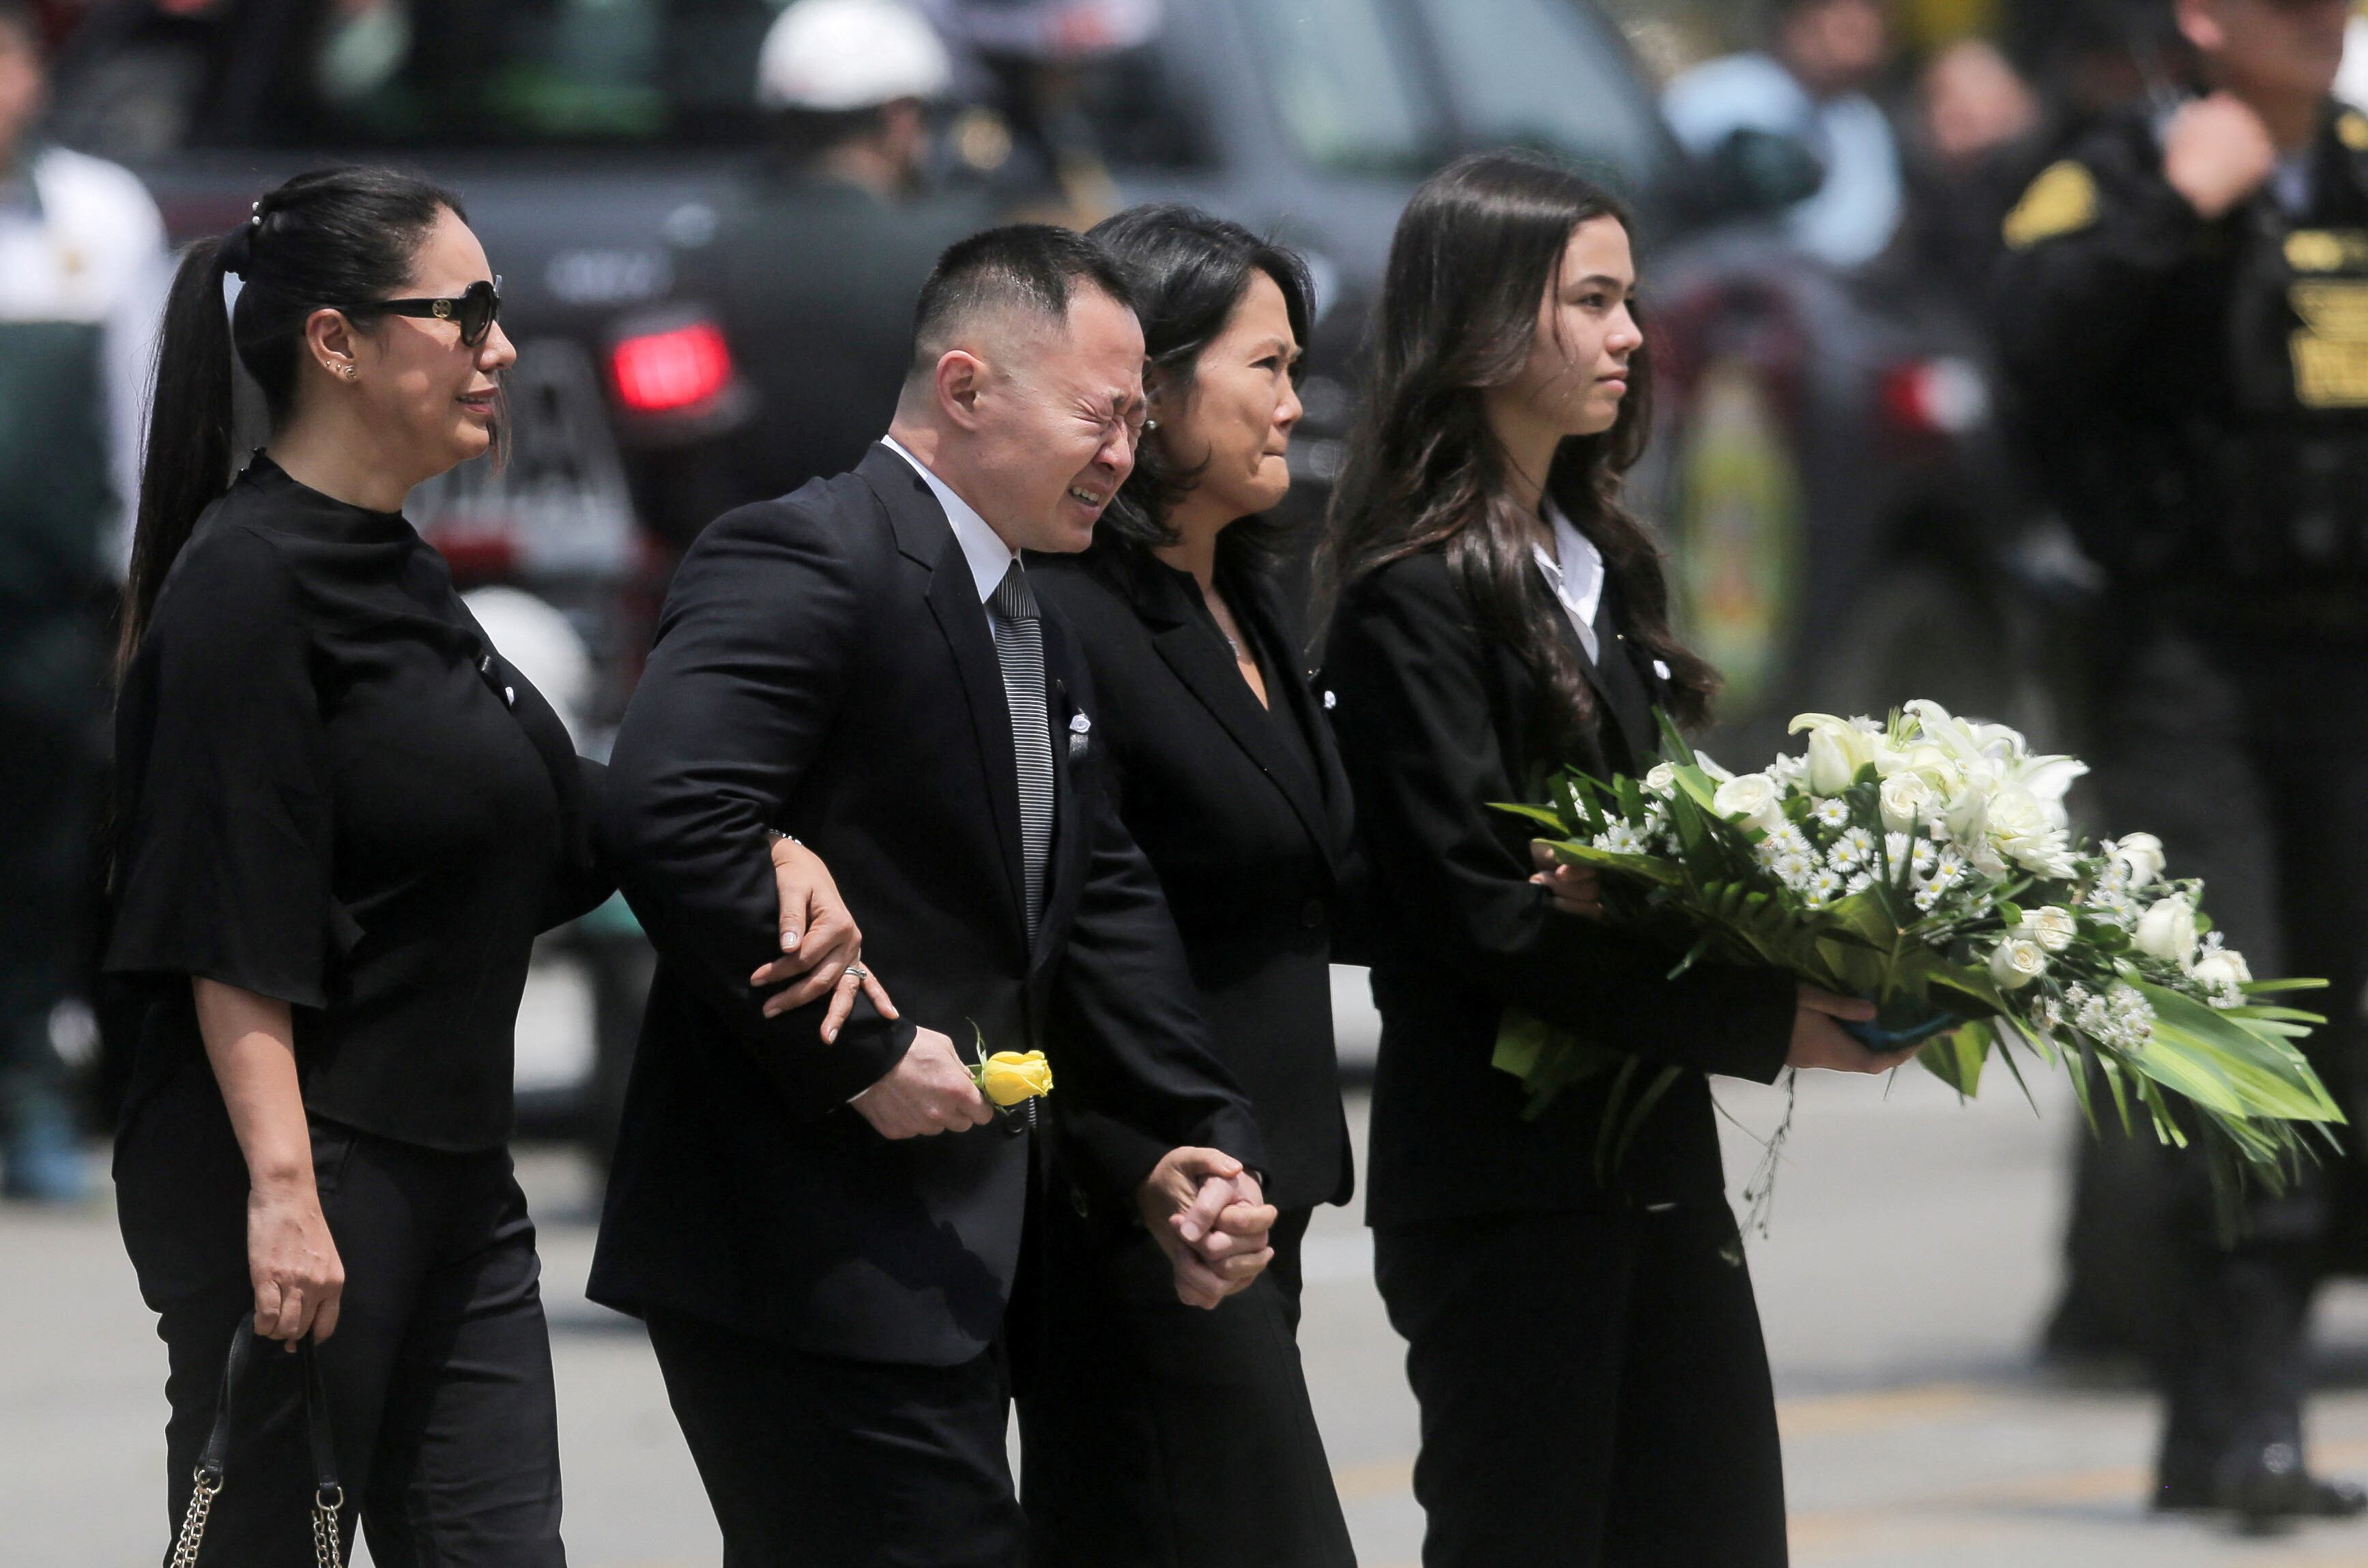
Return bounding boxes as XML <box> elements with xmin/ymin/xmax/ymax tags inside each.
<box><xmin>104</xmin><ymin>167</ymin><xmax>880</xmax><ymax>1565</ymax></box>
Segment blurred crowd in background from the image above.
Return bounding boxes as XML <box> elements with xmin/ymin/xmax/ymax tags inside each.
<box><xmin>0</xmin><ymin>0</ymin><xmax>2357</xmax><ymax>1382</ymax></box>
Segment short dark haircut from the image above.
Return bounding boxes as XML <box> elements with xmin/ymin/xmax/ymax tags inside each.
<box><xmin>1086</xmin><ymin>204</ymin><xmax>1315</xmax><ymax>566</ymax></box>
<box><xmin>906</xmin><ymin>223</ymin><xmax>1138</xmax><ymax>381</ymax></box>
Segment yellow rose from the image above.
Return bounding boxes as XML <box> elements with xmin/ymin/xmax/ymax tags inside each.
<box><xmin>979</xmin><ymin>1049</ymin><xmax>1055</xmax><ymax>1106</ymax></box>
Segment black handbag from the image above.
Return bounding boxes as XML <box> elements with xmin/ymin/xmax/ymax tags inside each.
<box><xmin>169</xmin><ymin>1326</ymin><xmax>347</xmax><ymax>1568</ymax></box>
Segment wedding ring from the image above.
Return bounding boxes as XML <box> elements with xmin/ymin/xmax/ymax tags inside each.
<box><xmin>842</xmin><ymin>963</ymin><xmax>870</xmax><ymax>982</ymax></box>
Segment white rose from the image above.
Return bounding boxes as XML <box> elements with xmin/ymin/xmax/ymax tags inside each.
<box><xmin>2015</xmin><ymin>905</ymin><xmax>2077</xmax><ymax>953</ymax></box>
<box><xmin>1788</xmin><ymin>713</ymin><xmax>1879</xmax><ymax>794</ymax></box>
<box><xmin>1877</xmin><ymin>771</ymin><xmax>1933</xmax><ymax>834</ymax></box>
<box><xmin>1643</xmin><ymin>761</ymin><xmax>1678</xmax><ymax>796</ymax></box>
<box><xmin>2188</xmin><ymin>952</ymin><xmax>2244</xmax><ymax>990</ymax></box>
<box><xmin>2134</xmin><ymin>894</ymin><xmax>2198</xmax><ymax>968</ymax></box>
<box><xmin>1712</xmin><ymin>772</ymin><xmax>1786</xmax><ymax>834</ymax></box>
<box><xmin>2112</xmin><ymin>832</ymin><xmax>2168</xmax><ymax>888</ymax></box>
<box><xmin>1989</xmin><ymin>938</ymin><xmax>2049</xmax><ymax>991</ymax></box>
<box><xmin>2192</xmin><ymin>944</ymin><xmax>2253</xmax><ymax>992</ymax></box>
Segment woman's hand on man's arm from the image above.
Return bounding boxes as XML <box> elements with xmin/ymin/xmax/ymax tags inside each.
<box><xmin>749</xmin><ymin>835</ymin><xmax>898</xmax><ymax>1041</ymax></box>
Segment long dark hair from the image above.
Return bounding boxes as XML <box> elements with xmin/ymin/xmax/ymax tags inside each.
<box><xmin>1086</xmin><ymin>203</ymin><xmax>1315</xmax><ymax>569</ymax></box>
<box><xmin>120</xmin><ymin>166</ymin><xmax>461</xmax><ymax>673</ymax></box>
<box><xmin>1319</xmin><ymin>150</ymin><xmax>1717</xmax><ymax>756</ymax></box>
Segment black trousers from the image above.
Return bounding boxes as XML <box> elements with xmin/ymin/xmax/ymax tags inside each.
<box><xmin>1374</xmin><ymin>1203</ymin><xmax>1787</xmax><ymax>1568</ymax></box>
<box><xmin>115</xmin><ymin>1065</ymin><xmax>564</xmax><ymax>1567</ymax></box>
<box><xmin>646</xmin><ymin>1311</ymin><xmax>1024</xmax><ymax>1568</ymax></box>
<box><xmin>2078</xmin><ymin>624</ymin><xmax>2368</xmax><ymax>1488</ymax></box>
<box><xmin>1015</xmin><ymin>1203</ymin><xmax>1355</xmax><ymax>1568</ymax></box>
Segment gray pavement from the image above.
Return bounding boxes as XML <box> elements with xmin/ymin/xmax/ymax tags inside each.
<box><xmin>13</xmin><ymin>1066</ymin><xmax>2368</xmax><ymax>1565</ymax></box>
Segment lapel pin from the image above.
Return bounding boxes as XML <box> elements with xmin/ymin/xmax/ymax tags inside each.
<box><xmin>1323</xmin><ymin>690</ymin><xmax>1337</xmax><ymax>710</ymax></box>
<box><xmin>1069</xmin><ymin>712</ymin><xmax>1091</xmax><ymax>734</ymax></box>
<box><xmin>1651</xmin><ymin>660</ymin><xmax>1671</xmax><ymax>680</ymax></box>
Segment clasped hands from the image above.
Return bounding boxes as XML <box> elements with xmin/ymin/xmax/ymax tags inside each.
<box><xmin>754</xmin><ymin>837</ymin><xmax>1275</xmax><ymax>1307</ymax></box>
<box><xmin>1529</xmin><ymin>843</ymin><xmax>1921</xmax><ymax>1075</ymax></box>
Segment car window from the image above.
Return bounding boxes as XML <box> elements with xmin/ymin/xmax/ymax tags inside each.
<box><xmin>291</xmin><ymin>0</ymin><xmax>774</xmax><ymax>146</ymax></box>
<box><xmin>1409</xmin><ymin>0</ymin><xmax>1672</xmax><ymax>190</ymax></box>
<box><xmin>1231</xmin><ymin>0</ymin><xmax>1432</xmax><ymax>177</ymax></box>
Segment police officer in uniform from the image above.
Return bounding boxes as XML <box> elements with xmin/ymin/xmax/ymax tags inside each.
<box><xmin>1997</xmin><ymin>0</ymin><xmax>2368</xmax><ymax>1524</ymax></box>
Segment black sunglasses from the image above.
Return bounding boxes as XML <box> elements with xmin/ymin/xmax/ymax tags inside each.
<box><xmin>343</xmin><ymin>277</ymin><xmax>503</xmax><ymax>347</ymax></box>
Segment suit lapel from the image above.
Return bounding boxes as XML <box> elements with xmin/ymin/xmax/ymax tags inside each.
<box><xmin>1592</xmin><ymin>579</ymin><xmax>1659</xmax><ymax>770</ymax></box>
<box><xmin>1138</xmin><ymin>564</ymin><xmax>1335</xmax><ymax>866</ymax></box>
<box><xmin>1542</xmin><ymin>595</ymin><xmax>1651</xmax><ymax>778</ymax></box>
<box><xmin>1245</xmin><ymin>580</ymin><xmax>1357</xmax><ymax>886</ymax></box>
<box><xmin>861</xmin><ymin>446</ymin><xmax>1030</xmax><ymax>949</ymax></box>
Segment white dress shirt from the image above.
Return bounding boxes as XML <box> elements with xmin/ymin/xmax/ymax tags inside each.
<box><xmin>1532</xmin><ymin>499</ymin><xmax>1606</xmax><ymax>664</ymax></box>
<box><xmin>882</xmin><ymin>433</ymin><xmax>1018</xmax><ymax>615</ymax></box>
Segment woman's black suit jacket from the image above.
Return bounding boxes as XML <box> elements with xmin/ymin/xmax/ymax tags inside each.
<box><xmin>1321</xmin><ymin>547</ymin><xmax>1795</xmax><ymax>1230</ymax></box>
<box><xmin>1030</xmin><ymin>541</ymin><xmax>1356</xmax><ymax>1214</ymax></box>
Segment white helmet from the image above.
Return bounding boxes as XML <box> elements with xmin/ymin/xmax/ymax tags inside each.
<box><xmin>756</xmin><ymin>0</ymin><xmax>955</xmax><ymax>113</ymax></box>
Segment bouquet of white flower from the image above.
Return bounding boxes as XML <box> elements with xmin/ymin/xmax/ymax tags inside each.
<box><xmin>1496</xmin><ymin>700</ymin><xmax>2343</xmax><ymax>1197</ymax></box>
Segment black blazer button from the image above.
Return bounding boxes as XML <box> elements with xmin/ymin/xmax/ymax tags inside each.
<box><xmin>1301</xmin><ymin>899</ymin><xmax>1327</xmax><ymax>930</ymax></box>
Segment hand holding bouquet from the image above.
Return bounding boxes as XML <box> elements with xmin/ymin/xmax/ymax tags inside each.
<box><xmin>1497</xmin><ymin>700</ymin><xmax>2342</xmax><ymax>1195</ymax></box>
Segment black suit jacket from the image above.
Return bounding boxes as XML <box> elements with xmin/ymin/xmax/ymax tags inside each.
<box><xmin>1030</xmin><ymin>542</ymin><xmax>1357</xmax><ymax>1214</ymax></box>
<box><xmin>588</xmin><ymin>444</ymin><xmax>1266</xmax><ymax>1366</ymax></box>
<box><xmin>1321</xmin><ymin>547</ymin><xmax>1795</xmax><ymax>1228</ymax></box>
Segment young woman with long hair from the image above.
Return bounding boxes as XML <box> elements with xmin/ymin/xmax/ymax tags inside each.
<box><xmin>105</xmin><ymin>166</ymin><xmax>873</xmax><ymax>1564</ymax></box>
<box><xmin>1020</xmin><ymin>204</ymin><xmax>1356</xmax><ymax>1568</ymax></box>
<box><xmin>1319</xmin><ymin>149</ymin><xmax>1911</xmax><ymax>1566</ymax></box>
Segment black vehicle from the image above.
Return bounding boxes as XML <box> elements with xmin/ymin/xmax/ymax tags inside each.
<box><xmin>47</xmin><ymin>0</ymin><xmax>2035</xmax><ymax>1118</ymax></box>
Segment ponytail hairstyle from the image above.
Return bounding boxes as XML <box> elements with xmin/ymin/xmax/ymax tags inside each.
<box><xmin>120</xmin><ymin>166</ymin><xmax>462</xmax><ymax>673</ymax></box>
<box><xmin>1318</xmin><ymin>149</ymin><xmax>1718</xmax><ymax>759</ymax></box>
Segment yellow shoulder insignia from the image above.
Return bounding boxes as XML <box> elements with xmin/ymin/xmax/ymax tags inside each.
<box><xmin>2003</xmin><ymin>160</ymin><xmax>2099</xmax><ymax>250</ymax></box>
<box><xmin>2340</xmin><ymin>111</ymin><xmax>2368</xmax><ymax>152</ymax></box>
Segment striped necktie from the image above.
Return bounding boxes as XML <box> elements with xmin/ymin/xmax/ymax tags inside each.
<box><xmin>989</xmin><ymin>561</ymin><xmax>1054</xmax><ymax>941</ymax></box>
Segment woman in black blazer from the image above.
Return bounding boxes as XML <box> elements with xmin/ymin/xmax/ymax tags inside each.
<box><xmin>1319</xmin><ymin>153</ymin><xmax>1913</xmax><ymax>1568</ymax></box>
<box><xmin>1020</xmin><ymin>205</ymin><xmax>1357</xmax><ymax>1568</ymax></box>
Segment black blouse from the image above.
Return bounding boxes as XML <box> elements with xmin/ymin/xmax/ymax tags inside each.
<box><xmin>106</xmin><ymin>457</ymin><xmax>609</xmax><ymax>1151</ymax></box>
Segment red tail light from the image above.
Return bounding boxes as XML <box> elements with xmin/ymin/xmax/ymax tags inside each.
<box><xmin>1879</xmin><ymin>356</ymin><xmax>1989</xmax><ymax>437</ymax></box>
<box><xmin>610</xmin><ymin>322</ymin><xmax>733</xmax><ymax>413</ymax></box>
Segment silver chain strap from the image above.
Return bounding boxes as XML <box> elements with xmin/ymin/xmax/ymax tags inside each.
<box><xmin>168</xmin><ymin>1470</ymin><xmax>219</xmax><ymax>1568</ymax></box>
<box><xmin>162</xmin><ymin>1468</ymin><xmax>345</xmax><ymax>1567</ymax></box>
<box><xmin>312</xmin><ymin>1485</ymin><xmax>347</xmax><ymax>1568</ymax></box>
